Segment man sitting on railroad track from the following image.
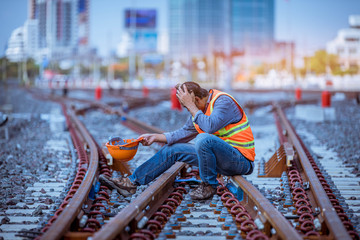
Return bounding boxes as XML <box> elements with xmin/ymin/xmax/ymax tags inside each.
<box><xmin>100</xmin><ymin>82</ymin><xmax>255</xmax><ymax>200</ymax></box>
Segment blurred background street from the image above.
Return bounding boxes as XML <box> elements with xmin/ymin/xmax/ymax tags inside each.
<box><xmin>0</xmin><ymin>0</ymin><xmax>359</xmax><ymax>90</ymax></box>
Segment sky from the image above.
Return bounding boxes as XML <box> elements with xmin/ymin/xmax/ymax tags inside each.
<box><xmin>0</xmin><ymin>0</ymin><xmax>359</xmax><ymax>58</ymax></box>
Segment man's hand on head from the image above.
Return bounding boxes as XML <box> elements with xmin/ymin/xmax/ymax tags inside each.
<box><xmin>176</xmin><ymin>84</ymin><xmax>199</xmax><ymax>116</ymax></box>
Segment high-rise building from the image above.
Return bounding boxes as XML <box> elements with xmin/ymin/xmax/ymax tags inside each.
<box><xmin>24</xmin><ymin>19</ymin><xmax>39</xmax><ymax>57</ymax></box>
<box><xmin>28</xmin><ymin>0</ymin><xmax>36</xmax><ymax>19</ymax></box>
<box><xmin>231</xmin><ymin>0</ymin><xmax>274</xmax><ymax>55</ymax></box>
<box><xmin>168</xmin><ymin>0</ymin><xmax>274</xmax><ymax>60</ymax></box>
<box><xmin>36</xmin><ymin>0</ymin><xmax>47</xmax><ymax>49</ymax></box>
<box><xmin>78</xmin><ymin>0</ymin><xmax>89</xmax><ymax>48</ymax></box>
<box><xmin>39</xmin><ymin>0</ymin><xmax>78</xmax><ymax>59</ymax></box>
<box><xmin>6</xmin><ymin>0</ymin><xmax>90</xmax><ymax>62</ymax></box>
<box><xmin>169</xmin><ymin>0</ymin><xmax>226</xmax><ymax>60</ymax></box>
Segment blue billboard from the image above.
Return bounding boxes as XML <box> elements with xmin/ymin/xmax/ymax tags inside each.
<box><xmin>125</xmin><ymin>9</ymin><xmax>156</xmax><ymax>29</ymax></box>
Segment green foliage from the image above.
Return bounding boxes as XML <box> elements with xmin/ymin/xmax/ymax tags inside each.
<box><xmin>0</xmin><ymin>57</ymin><xmax>40</xmax><ymax>82</ymax></box>
<box><xmin>79</xmin><ymin>64</ymin><xmax>90</xmax><ymax>75</ymax></box>
<box><xmin>0</xmin><ymin>57</ymin><xmax>18</xmax><ymax>80</ymax></box>
<box><xmin>348</xmin><ymin>64</ymin><xmax>359</xmax><ymax>75</ymax></box>
<box><xmin>308</xmin><ymin>50</ymin><xmax>339</xmax><ymax>75</ymax></box>
<box><xmin>114</xmin><ymin>70</ymin><xmax>128</xmax><ymax>81</ymax></box>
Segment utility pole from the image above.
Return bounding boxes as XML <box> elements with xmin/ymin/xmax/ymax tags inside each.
<box><xmin>208</xmin><ymin>35</ymin><xmax>215</xmax><ymax>87</ymax></box>
<box><xmin>164</xmin><ymin>53</ymin><xmax>169</xmax><ymax>84</ymax></box>
<box><xmin>2</xmin><ymin>58</ymin><xmax>6</xmax><ymax>82</ymax></box>
<box><xmin>18</xmin><ymin>59</ymin><xmax>22</xmax><ymax>84</ymax></box>
<box><xmin>224</xmin><ymin>0</ymin><xmax>232</xmax><ymax>91</ymax></box>
<box><xmin>107</xmin><ymin>31</ymin><xmax>114</xmax><ymax>85</ymax></box>
<box><xmin>129</xmin><ymin>2</ymin><xmax>137</xmax><ymax>86</ymax></box>
<box><xmin>23</xmin><ymin>57</ymin><xmax>29</xmax><ymax>85</ymax></box>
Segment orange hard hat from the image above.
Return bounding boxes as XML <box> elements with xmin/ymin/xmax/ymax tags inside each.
<box><xmin>106</xmin><ymin>137</ymin><xmax>143</xmax><ymax>162</ymax></box>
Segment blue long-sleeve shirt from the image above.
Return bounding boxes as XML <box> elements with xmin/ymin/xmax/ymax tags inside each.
<box><xmin>164</xmin><ymin>95</ymin><xmax>242</xmax><ymax>145</ymax></box>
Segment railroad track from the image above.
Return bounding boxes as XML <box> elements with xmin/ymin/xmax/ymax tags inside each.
<box><xmin>2</xmin><ymin>88</ymin><xmax>359</xmax><ymax>239</ymax></box>
<box><xmin>0</xmin><ymin>104</ymin><xmax>77</xmax><ymax>240</ymax></box>
<box><xmin>36</xmin><ymin>97</ymin><xmax>358</xmax><ymax>239</ymax></box>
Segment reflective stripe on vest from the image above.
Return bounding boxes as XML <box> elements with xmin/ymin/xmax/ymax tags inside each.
<box><xmin>226</xmin><ymin>139</ymin><xmax>255</xmax><ymax>149</ymax></box>
<box><xmin>215</xmin><ymin>120</ymin><xmax>250</xmax><ymax>138</ymax></box>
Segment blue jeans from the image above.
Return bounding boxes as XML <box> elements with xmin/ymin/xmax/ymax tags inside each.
<box><xmin>129</xmin><ymin>133</ymin><xmax>254</xmax><ymax>187</ymax></box>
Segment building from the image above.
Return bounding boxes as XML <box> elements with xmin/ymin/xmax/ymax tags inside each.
<box><xmin>78</xmin><ymin>0</ymin><xmax>90</xmax><ymax>51</ymax></box>
<box><xmin>23</xmin><ymin>19</ymin><xmax>39</xmax><ymax>58</ymax></box>
<box><xmin>37</xmin><ymin>0</ymin><xmax>78</xmax><ymax>59</ymax></box>
<box><xmin>231</xmin><ymin>0</ymin><xmax>274</xmax><ymax>55</ymax></box>
<box><xmin>327</xmin><ymin>15</ymin><xmax>360</xmax><ymax>69</ymax></box>
<box><xmin>28</xmin><ymin>0</ymin><xmax>36</xmax><ymax>19</ymax></box>
<box><xmin>5</xmin><ymin>19</ymin><xmax>40</xmax><ymax>62</ymax></box>
<box><xmin>168</xmin><ymin>0</ymin><xmax>274</xmax><ymax>61</ymax></box>
<box><xmin>5</xmin><ymin>27</ymin><xmax>26</xmax><ymax>62</ymax></box>
<box><xmin>169</xmin><ymin>0</ymin><xmax>227</xmax><ymax>60</ymax></box>
<box><xmin>6</xmin><ymin>0</ymin><xmax>90</xmax><ymax>62</ymax></box>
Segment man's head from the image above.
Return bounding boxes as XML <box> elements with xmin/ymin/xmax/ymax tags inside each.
<box><xmin>175</xmin><ymin>82</ymin><xmax>208</xmax><ymax>99</ymax></box>
<box><xmin>175</xmin><ymin>82</ymin><xmax>209</xmax><ymax>111</ymax></box>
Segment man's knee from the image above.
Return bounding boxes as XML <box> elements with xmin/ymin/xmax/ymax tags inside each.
<box><xmin>159</xmin><ymin>144</ymin><xmax>181</xmax><ymax>156</ymax></box>
<box><xmin>195</xmin><ymin>133</ymin><xmax>213</xmax><ymax>150</ymax></box>
<box><xmin>159</xmin><ymin>144</ymin><xmax>172</xmax><ymax>155</ymax></box>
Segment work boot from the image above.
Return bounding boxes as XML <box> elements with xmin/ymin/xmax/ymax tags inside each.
<box><xmin>189</xmin><ymin>182</ymin><xmax>217</xmax><ymax>200</ymax></box>
<box><xmin>99</xmin><ymin>174</ymin><xmax>137</xmax><ymax>197</ymax></box>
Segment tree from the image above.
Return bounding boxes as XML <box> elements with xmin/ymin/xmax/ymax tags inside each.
<box><xmin>26</xmin><ymin>58</ymin><xmax>39</xmax><ymax>82</ymax></box>
<box><xmin>309</xmin><ymin>50</ymin><xmax>340</xmax><ymax>75</ymax></box>
<box><xmin>0</xmin><ymin>57</ymin><xmax>19</xmax><ymax>80</ymax></box>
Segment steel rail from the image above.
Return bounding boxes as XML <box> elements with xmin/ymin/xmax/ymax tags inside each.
<box><xmin>275</xmin><ymin>105</ymin><xmax>351</xmax><ymax>240</ymax></box>
<box><xmin>92</xmin><ymin>102</ymin><xmax>164</xmax><ymax>134</ymax></box>
<box><xmin>231</xmin><ymin>176</ymin><xmax>302</xmax><ymax>240</ymax></box>
<box><xmin>93</xmin><ymin>162</ymin><xmax>186</xmax><ymax>240</ymax></box>
<box><xmin>40</xmin><ymin>108</ymin><xmax>99</xmax><ymax>240</ymax></box>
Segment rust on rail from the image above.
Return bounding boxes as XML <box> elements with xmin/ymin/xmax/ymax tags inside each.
<box><xmin>275</xmin><ymin>105</ymin><xmax>351</xmax><ymax>240</ymax></box>
<box><xmin>93</xmin><ymin>162</ymin><xmax>186</xmax><ymax>240</ymax></box>
<box><xmin>231</xmin><ymin>175</ymin><xmax>302</xmax><ymax>240</ymax></box>
<box><xmin>41</xmin><ymin>109</ymin><xmax>99</xmax><ymax>240</ymax></box>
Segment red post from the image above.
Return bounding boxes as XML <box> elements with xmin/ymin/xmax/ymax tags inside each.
<box><xmin>295</xmin><ymin>88</ymin><xmax>302</xmax><ymax>101</ymax></box>
<box><xmin>95</xmin><ymin>86</ymin><xmax>102</xmax><ymax>100</ymax></box>
<box><xmin>171</xmin><ymin>88</ymin><xmax>182</xmax><ymax>111</ymax></box>
<box><xmin>143</xmin><ymin>86</ymin><xmax>149</xmax><ymax>98</ymax></box>
<box><xmin>322</xmin><ymin>91</ymin><xmax>331</xmax><ymax>107</ymax></box>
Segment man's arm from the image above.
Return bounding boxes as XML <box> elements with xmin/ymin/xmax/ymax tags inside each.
<box><xmin>193</xmin><ymin>95</ymin><xmax>242</xmax><ymax>133</ymax></box>
<box><xmin>139</xmin><ymin>133</ymin><xmax>167</xmax><ymax>146</ymax></box>
<box><xmin>163</xmin><ymin>116</ymin><xmax>198</xmax><ymax>145</ymax></box>
<box><xmin>139</xmin><ymin>116</ymin><xmax>198</xmax><ymax>146</ymax></box>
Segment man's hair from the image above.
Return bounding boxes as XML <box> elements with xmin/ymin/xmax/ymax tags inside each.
<box><xmin>175</xmin><ymin>82</ymin><xmax>209</xmax><ymax>98</ymax></box>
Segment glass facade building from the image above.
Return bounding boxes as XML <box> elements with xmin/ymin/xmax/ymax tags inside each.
<box><xmin>169</xmin><ymin>0</ymin><xmax>226</xmax><ymax>60</ymax></box>
<box><xmin>169</xmin><ymin>0</ymin><xmax>274</xmax><ymax>59</ymax></box>
<box><xmin>231</xmin><ymin>0</ymin><xmax>274</xmax><ymax>55</ymax></box>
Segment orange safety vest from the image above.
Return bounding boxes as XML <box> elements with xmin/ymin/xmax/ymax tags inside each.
<box><xmin>193</xmin><ymin>89</ymin><xmax>255</xmax><ymax>161</ymax></box>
